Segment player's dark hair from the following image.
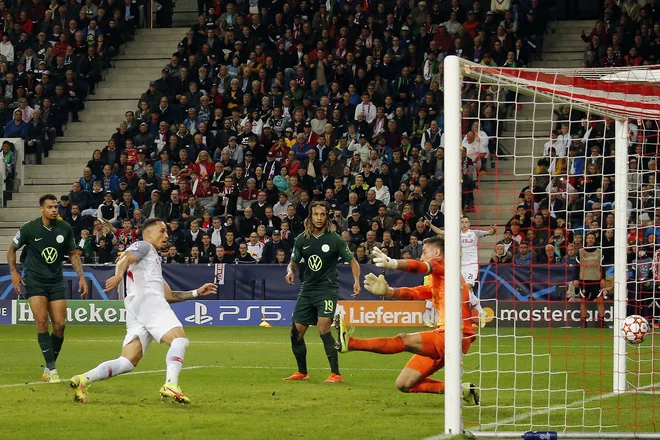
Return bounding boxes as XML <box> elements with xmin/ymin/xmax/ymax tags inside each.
<box><xmin>142</xmin><ymin>217</ymin><xmax>164</xmax><ymax>232</ymax></box>
<box><xmin>304</xmin><ymin>201</ymin><xmax>335</xmax><ymax>238</ymax></box>
<box><xmin>423</xmin><ymin>236</ymin><xmax>445</xmax><ymax>254</ymax></box>
<box><xmin>39</xmin><ymin>194</ymin><xmax>57</xmax><ymax>206</ymax></box>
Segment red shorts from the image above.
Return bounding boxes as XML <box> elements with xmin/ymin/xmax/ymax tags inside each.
<box><xmin>404</xmin><ymin>330</ymin><xmax>474</xmax><ymax>377</ymax></box>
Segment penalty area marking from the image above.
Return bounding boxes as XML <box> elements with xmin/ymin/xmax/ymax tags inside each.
<box><xmin>423</xmin><ymin>381</ymin><xmax>660</xmax><ymax>440</ymax></box>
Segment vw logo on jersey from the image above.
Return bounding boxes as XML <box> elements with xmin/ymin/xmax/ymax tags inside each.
<box><xmin>56</xmin><ymin>235</ymin><xmax>64</xmax><ymax>243</ymax></box>
<box><xmin>321</xmin><ymin>244</ymin><xmax>330</xmax><ymax>253</ymax></box>
<box><xmin>308</xmin><ymin>254</ymin><xmax>323</xmax><ymax>272</ymax></box>
<box><xmin>41</xmin><ymin>247</ymin><xmax>58</xmax><ymax>264</ymax></box>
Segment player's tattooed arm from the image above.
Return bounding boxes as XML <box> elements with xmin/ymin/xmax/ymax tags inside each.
<box><xmin>170</xmin><ymin>290</ymin><xmax>197</xmax><ymax>302</ymax></box>
<box><xmin>69</xmin><ymin>251</ymin><xmax>85</xmax><ymax>278</ymax></box>
<box><xmin>69</xmin><ymin>251</ymin><xmax>89</xmax><ymax>298</ymax></box>
<box><xmin>164</xmin><ymin>281</ymin><xmax>217</xmax><ymax>303</ymax></box>
<box><xmin>7</xmin><ymin>242</ymin><xmax>18</xmax><ymax>274</ymax></box>
<box><xmin>7</xmin><ymin>242</ymin><xmax>24</xmax><ymax>295</ymax></box>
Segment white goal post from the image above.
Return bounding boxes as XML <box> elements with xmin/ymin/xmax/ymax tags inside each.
<box><xmin>442</xmin><ymin>56</ymin><xmax>660</xmax><ymax>438</ymax></box>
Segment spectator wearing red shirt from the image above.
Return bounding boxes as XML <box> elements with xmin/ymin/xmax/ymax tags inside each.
<box><xmin>625</xmin><ymin>47</ymin><xmax>644</xmax><ymax>66</ymax></box>
<box><xmin>113</xmin><ymin>218</ymin><xmax>137</xmax><ymax>252</ymax></box>
<box><xmin>463</xmin><ymin>10</ymin><xmax>480</xmax><ymax>39</ymax></box>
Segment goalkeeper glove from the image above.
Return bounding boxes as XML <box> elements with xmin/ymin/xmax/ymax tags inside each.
<box><xmin>371</xmin><ymin>247</ymin><xmax>398</xmax><ymax>269</ymax></box>
<box><xmin>364</xmin><ymin>273</ymin><xmax>391</xmax><ymax>297</ymax></box>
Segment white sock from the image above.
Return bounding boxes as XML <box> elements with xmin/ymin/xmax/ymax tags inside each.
<box><xmin>165</xmin><ymin>338</ymin><xmax>189</xmax><ymax>385</ymax></box>
<box><xmin>469</xmin><ymin>290</ymin><xmax>485</xmax><ymax>315</ymax></box>
<box><xmin>84</xmin><ymin>356</ymin><xmax>134</xmax><ymax>383</ymax></box>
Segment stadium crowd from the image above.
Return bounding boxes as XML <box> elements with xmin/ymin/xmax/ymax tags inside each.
<box><xmin>0</xmin><ymin>0</ymin><xmax>141</xmax><ymax>181</ymax></box>
<box><xmin>1</xmin><ymin>0</ymin><xmax>659</xmax><ymax>276</ymax></box>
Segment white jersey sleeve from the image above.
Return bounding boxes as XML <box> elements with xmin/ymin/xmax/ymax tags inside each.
<box><xmin>474</xmin><ymin>229</ymin><xmax>487</xmax><ymax>238</ymax></box>
<box><xmin>126</xmin><ymin>241</ymin><xmax>151</xmax><ymax>261</ymax></box>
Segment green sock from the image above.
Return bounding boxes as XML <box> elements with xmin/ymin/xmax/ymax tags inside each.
<box><xmin>51</xmin><ymin>334</ymin><xmax>64</xmax><ymax>361</ymax></box>
<box><xmin>320</xmin><ymin>332</ymin><xmax>340</xmax><ymax>375</ymax></box>
<box><xmin>38</xmin><ymin>332</ymin><xmax>56</xmax><ymax>370</ymax></box>
<box><xmin>291</xmin><ymin>338</ymin><xmax>308</xmax><ymax>375</ymax></box>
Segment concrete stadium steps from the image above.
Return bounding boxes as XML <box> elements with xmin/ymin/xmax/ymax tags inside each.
<box><xmin>25</xmin><ymin>165</ymin><xmax>82</xmax><ymax>180</ymax></box>
<box><xmin>532</xmin><ymin>20</ymin><xmax>594</xmax><ymax>69</ymax></box>
<box><xmin>10</xmin><ymin>192</ymin><xmax>60</xmax><ymax>201</ymax></box>
<box><xmin>80</xmin><ymin>100</ymin><xmax>136</xmax><ymax>115</ymax></box>
<box><xmin>0</xmin><ymin>208</ymin><xmax>41</xmax><ymax>222</ymax></box>
<box><xmin>51</xmin><ymin>141</ymin><xmax>108</xmax><ymax>152</ymax></box>
<box><xmin>0</xmin><ymin>26</ymin><xmax>192</xmax><ymax>236</ymax></box>
<box><xmin>0</xmin><ymin>236</ymin><xmax>14</xmax><ymax>246</ymax></box>
<box><xmin>19</xmin><ymin>184</ymin><xmax>71</xmax><ymax>194</ymax></box>
<box><xmin>173</xmin><ymin>10</ymin><xmax>198</xmax><ymax>28</ymax></box>
<box><xmin>24</xmin><ymin>177</ymin><xmax>79</xmax><ymax>185</ymax></box>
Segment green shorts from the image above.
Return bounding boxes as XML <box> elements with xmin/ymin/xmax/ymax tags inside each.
<box><xmin>292</xmin><ymin>291</ymin><xmax>338</xmax><ymax>326</ymax></box>
<box><xmin>24</xmin><ymin>279</ymin><xmax>66</xmax><ymax>302</ymax></box>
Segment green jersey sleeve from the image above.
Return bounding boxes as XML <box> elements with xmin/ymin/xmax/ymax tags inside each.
<box><xmin>291</xmin><ymin>236</ymin><xmax>303</xmax><ymax>263</ymax></box>
<box><xmin>12</xmin><ymin>223</ymin><xmax>29</xmax><ymax>249</ymax></box>
<box><xmin>337</xmin><ymin>233</ymin><xmax>354</xmax><ymax>262</ymax></box>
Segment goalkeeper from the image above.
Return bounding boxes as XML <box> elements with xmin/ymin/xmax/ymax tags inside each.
<box><xmin>335</xmin><ymin>236</ymin><xmax>479</xmax><ymax>404</ymax></box>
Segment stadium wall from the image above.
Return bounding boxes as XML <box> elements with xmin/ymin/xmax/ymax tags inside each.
<box><xmin>0</xmin><ymin>264</ymin><xmax>595</xmax><ymax>302</ymax></box>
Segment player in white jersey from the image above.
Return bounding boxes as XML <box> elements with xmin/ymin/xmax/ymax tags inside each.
<box><xmin>423</xmin><ymin>215</ymin><xmax>496</xmax><ymax>327</ymax></box>
<box><xmin>69</xmin><ymin>218</ymin><xmax>217</xmax><ymax>404</ymax></box>
<box><xmin>460</xmin><ymin>215</ymin><xmax>496</xmax><ymax>325</ymax></box>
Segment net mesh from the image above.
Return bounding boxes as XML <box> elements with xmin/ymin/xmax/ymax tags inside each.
<box><xmin>455</xmin><ymin>61</ymin><xmax>660</xmax><ymax>434</ymax></box>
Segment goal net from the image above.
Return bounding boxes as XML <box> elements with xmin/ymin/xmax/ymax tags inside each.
<box><xmin>441</xmin><ymin>57</ymin><xmax>660</xmax><ymax>438</ymax></box>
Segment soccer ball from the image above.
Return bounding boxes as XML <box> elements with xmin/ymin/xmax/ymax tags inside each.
<box><xmin>621</xmin><ymin>315</ymin><xmax>650</xmax><ymax>345</ymax></box>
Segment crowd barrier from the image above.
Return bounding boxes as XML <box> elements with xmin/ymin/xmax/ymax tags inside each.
<box><xmin>0</xmin><ymin>263</ymin><xmax>606</xmax><ymax>301</ymax></box>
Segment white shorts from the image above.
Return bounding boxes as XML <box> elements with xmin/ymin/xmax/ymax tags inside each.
<box><xmin>122</xmin><ymin>296</ymin><xmax>182</xmax><ymax>354</ymax></box>
<box><xmin>461</xmin><ymin>264</ymin><xmax>479</xmax><ymax>286</ymax></box>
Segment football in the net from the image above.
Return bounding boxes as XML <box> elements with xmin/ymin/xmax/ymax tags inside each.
<box><xmin>621</xmin><ymin>315</ymin><xmax>650</xmax><ymax>345</ymax></box>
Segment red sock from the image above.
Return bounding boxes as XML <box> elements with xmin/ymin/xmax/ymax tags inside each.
<box><xmin>408</xmin><ymin>378</ymin><xmax>445</xmax><ymax>394</ymax></box>
<box><xmin>348</xmin><ymin>336</ymin><xmax>406</xmax><ymax>354</ymax></box>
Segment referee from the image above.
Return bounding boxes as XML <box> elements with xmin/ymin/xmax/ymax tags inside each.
<box><xmin>7</xmin><ymin>194</ymin><xmax>89</xmax><ymax>383</ymax></box>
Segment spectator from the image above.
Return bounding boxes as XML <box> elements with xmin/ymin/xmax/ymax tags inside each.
<box><xmin>235</xmin><ymin>242</ymin><xmax>258</xmax><ymax>264</ymax></box>
<box><xmin>4</xmin><ymin>109</ymin><xmax>28</xmax><ymax>139</ymax></box>
<box><xmin>354</xmin><ymin>245</ymin><xmax>371</xmax><ymax>264</ymax></box>
<box><xmin>188</xmin><ymin>245</ymin><xmax>210</xmax><ymax>264</ymax></box>
<box><xmin>142</xmin><ymin>190</ymin><xmax>167</xmax><ymax>220</ymax></box>
<box><xmin>403</xmin><ymin>235</ymin><xmax>423</xmax><ymax>259</ymax></box>
<box><xmin>514</xmin><ymin>241</ymin><xmax>532</xmax><ymax>264</ymax></box>
<box><xmin>574</xmin><ymin>232</ymin><xmax>607</xmax><ymax>327</ymax></box>
<box><xmin>536</xmin><ymin>244</ymin><xmax>562</xmax><ymax>264</ymax></box>
<box><xmin>199</xmin><ymin>234</ymin><xmax>216</xmax><ymax>260</ymax></box>
<box><xmin>491</xmin><ymin>243</ymin><xmax>513</xmax><ymax>264</ymax></box>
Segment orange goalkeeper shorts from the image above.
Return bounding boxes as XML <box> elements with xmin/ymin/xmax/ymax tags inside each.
<box><xmin>404</xmin><ymin>330</ymin><xmax>475</xmax><ymax>377</ymax></box>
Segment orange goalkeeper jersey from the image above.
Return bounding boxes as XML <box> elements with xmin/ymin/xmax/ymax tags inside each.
<box><xmin>396</xmin><ymin>257</ymin><xmax>475</xmax><ymax>340</ymax></box>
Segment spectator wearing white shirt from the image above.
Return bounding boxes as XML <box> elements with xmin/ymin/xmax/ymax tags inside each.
<box><xmin>461</xmin><ymin>131</ymin><xmax>488</xmax><ymax>172</ymax></box>
<box><xmin>544</xmin><ymin>130</ymin><xmax>561</xmax><ymax>157</ymax></box>
<box><xmin>246</xmin><ymin>232</ymin><xmax>265</xmax><ymax>261</ymax></box>
<box><xmin>354</xmin><ymin>92</ymin><xmax>377</xmax><ymax>123</ymax></box>
<box><xmin>371</xmin><ymin>177</ymin><xmax>391</xmax><ymax>205</ymax></box>
<box><xmin>272</xmin><ymin>193</ymin><xmax>291</xmax><ymax>219</ymax></box>
<box><xmin>555</xmin><ymin>123</ymin><xmax>571</xmax><ymax>157</ymax></box>
<box><xmin>17</xmin><ymin>98</ymin><xmax>34</xmax><ymax>122</ymax></box>
<box><xmin>0</xmin><ymin>34</ymin><xmax>14</xmax><ymax>63</ymax></box>
<box><xmin>349</xmin><ymin>136</ymin><xmax>371</xmax><ymax>164</ymax></box>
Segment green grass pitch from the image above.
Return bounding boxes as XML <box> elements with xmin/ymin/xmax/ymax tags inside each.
<box><xmin>0</xmin><ymin>325</ymin><xmax>658</xmax><ymax>439</ymax></box>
